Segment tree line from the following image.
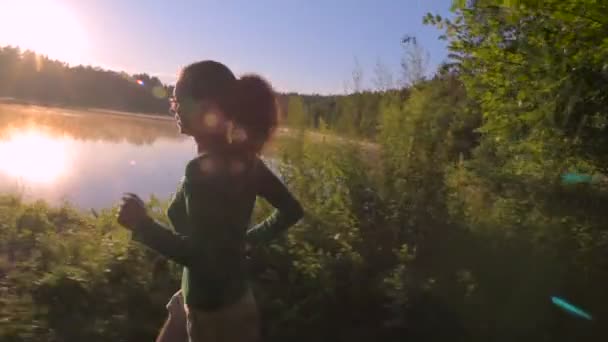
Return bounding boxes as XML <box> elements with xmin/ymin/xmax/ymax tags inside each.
<box><xmin>0</xmin><ymin>46</ymin><xmax>173</xmax><ymax>114</ymax></box>
<box><xmin>0</xmin><ymin>45</ymin><xmax>412</xmax><ymax>139</ymax></box>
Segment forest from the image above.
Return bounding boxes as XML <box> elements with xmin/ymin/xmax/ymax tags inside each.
<box><xmin>0</xmin><ymin>44</ymin><xmax>391</xmax><ymax>138</ymax></box>
<box><xmin>2</xmin><ymin>0</ymin><xmax>608</xmax><ymax>341</ymax></box>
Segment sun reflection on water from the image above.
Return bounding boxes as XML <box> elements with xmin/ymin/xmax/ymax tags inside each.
<box><xmin>0</xmin><ymin>128</ymin><xmax>71</xmax><ymax>184</ymax></box>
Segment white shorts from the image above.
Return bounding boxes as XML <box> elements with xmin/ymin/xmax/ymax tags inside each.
<box><xmin>167</xmin><ymin>289</ymin><xmax>187</xmax><ymax>320</ymax></box>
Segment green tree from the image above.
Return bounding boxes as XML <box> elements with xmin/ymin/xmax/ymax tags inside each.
<box><xmin>286</xmin><ymin>95</ymin><xmax>309</xmax><ymax>129</ymax></box>
<box><xmin>427</xmin><ymin>1</ymin><xmax>608</xmax><ymax>339</ymax></box>
<box><xmin>0</xmin><ymin>46</ymin><xmax>171</xmax><ymax>115</ymax></box>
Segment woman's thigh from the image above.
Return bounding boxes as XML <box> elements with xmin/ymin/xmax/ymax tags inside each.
<box><xmin>156</xmin><ymin>290</ymin><xmax>188</xmax><ymax>342</ymax></box>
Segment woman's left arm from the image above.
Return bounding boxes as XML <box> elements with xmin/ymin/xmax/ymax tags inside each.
<box><xmin>246</xmin><ymin>161</ymin><xmax>304</xmax><ymax>245</ymax></box>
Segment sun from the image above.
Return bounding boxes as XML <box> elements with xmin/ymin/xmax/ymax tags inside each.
<box><xmin>0</xmin><ymin>0</ymin><xmax>88</xmax><ymax>65</ymax></box>
<box><xmin>0</xmin><ymin>129</ymin><xmax>71</xmax><ymax>184</ymax></box>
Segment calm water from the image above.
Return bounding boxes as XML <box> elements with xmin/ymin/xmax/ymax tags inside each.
<box><xmin>0</xmin><ymin>103</ymin><xmax>201</xmax><ymax>209</ymax></box>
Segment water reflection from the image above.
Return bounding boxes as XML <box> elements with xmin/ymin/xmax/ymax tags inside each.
<box><xmin>0</xmin><ymin>103</ymin><xmax>182</xmax><ymax>145</ymax></box>
<box><xmin>0</xmin><ymin>103</ymin><xmax>195</xmax><ymax>209</ymax></box>
<box><xmin>0</xmin><ymin>128</ymin><xmax>71</xmax><ymax>184</ymax></box>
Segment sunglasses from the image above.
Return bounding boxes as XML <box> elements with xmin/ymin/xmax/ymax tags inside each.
<box><xmin>169</xmin><ymin>96</ymin><xmax>196</xmax><ymax>116</ymax></box>
<box><xmin>169</xmin><ymin>96</ymin><xmax>215</xmax><ymax>119</ymax></box>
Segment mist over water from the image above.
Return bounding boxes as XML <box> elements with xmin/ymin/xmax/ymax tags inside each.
<box><xmin>0</xmin><ymin>103</ymin><xmax>196</xmax><ymax>209</ymax></box>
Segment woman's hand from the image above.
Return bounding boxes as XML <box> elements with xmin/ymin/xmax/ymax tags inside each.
<box><xmin>117</xmin><ymin>193</ymin><xmax>150</xmax><ymax>230</ymax></box>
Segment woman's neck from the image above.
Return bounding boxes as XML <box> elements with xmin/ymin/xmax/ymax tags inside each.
<box><xmin>195</xmin><ymin>141</ymin><xmax>207</xmax><ymax>155</ymax></box>
<box><xmin>194</xmin><ymin>136</ymin><xmax>227</xmax><ymax>155</ymax></box>
<box><xmin>193</xmin><ymin>136</ymin><xmax>205</xmax><ymax>154</ymax></box>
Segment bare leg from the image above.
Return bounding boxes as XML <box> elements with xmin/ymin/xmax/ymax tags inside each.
<box><xmin>156</xmin><ymin>290</ymin><xmax>188</xmax><ymax>342</ymax></box>
<box><xmin>156</xmin><ymin>312</ymin><xmax>189</xmax><ymax>342</ymax></box>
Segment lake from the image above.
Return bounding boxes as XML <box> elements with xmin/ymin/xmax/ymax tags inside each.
<box><xmin>0</xmin><ymin>103</ymin><xmax>211</xmax><ymax>209</ymax></box>
<box><xmin>0</xmin><ymin>103</ymin><xmax>365</xmax><ymax>209</ymax></box>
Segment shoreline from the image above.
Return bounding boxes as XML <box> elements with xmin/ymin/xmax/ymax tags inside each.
<box><xmin>0</xmin><ymin>97</ymin><xmax>173</xmax><ymax>122</ymax></box>
<box><xmin>0</xmin><ymin>99</ymin><xmax>379</xmax><ymax>151</ymax></box>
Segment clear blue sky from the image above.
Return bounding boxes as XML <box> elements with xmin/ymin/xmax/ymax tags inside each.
<box><xmin>1</xmin><ymin>0</ymin><xmax>453</xmax><ymax>94</ymax></box>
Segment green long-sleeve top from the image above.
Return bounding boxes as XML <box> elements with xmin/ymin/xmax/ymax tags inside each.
<box><xmin>131</xmin><ymin>152</ymin><xmax>303</xmax><ymax>311</ymax></box>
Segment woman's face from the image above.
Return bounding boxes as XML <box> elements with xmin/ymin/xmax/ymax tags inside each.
<box><xmin>171</xmin><ymin>81</ymin><xmax>226</xmax><ymax>138</ymax></box>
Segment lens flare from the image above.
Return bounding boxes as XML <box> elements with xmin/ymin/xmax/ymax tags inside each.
<box><xmin>229</xmin><ymin>160</ymin><xmax>245</xmax><ymax>174</ymax></box>
<box><xmin>203</xmin><ymin>113</ymin><xmax>219</xmax><ymax>128</ymax></box>
<box><xmin>199</xmin><ymin>158</ymin><xmax>215</xmax><ymax>173</ymax></box>
<box><xmin>136</xmin><ymin>80</ymin><xmax>145</xmax><ymax>86</ymax></box>
<box><xmin>232</xmin><ymin>127</ymin><xmax>247</xmax><ymax>143</ymax></box>
<box><xmin>152</xmin><ymin>86</ymin><xmax>167</xmax><ymax>99</ymax></box>
<box><xmin>561</xmin><ymin>173</ymin><xmax>592</xmax><ymax>184</ymax></box>
<box><xmin>551</xmin><ymin>296</ymin><xmax>592</xmax><ymax>320</ymax></box>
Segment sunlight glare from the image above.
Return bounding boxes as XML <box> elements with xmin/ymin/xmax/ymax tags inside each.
<box><xmin>0</xmin><ymin>0</ymin><xmax>88</xmax><ymax>65</ymax></box>
<box><xmin>0</xmin><ymin>129</ymin><xmax>70</xmax><ymax>184</ymax></box>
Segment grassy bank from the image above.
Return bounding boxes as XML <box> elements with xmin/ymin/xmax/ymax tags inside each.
<box><xmin>3</xmin><ymin>111</ymin><xmax>607</xmax><ymax>341</ymax></box>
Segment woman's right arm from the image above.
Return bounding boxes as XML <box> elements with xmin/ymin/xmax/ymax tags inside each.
<box><xmin>132</xmin><ymin>155</ymin><xmax>229</xmax><ymax>266</ymax></box>
<box><xmin>131</xmin><ymin>217</ymin><xmax>193</xmax><ymax>267</ymax></box>
<box><xmin>131</xmin><ymin>181</ymin><xmax>193</xmax><ymax>266</ymax></box>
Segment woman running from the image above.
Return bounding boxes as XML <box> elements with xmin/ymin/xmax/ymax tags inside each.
<box><xmin>117</xmin><ymin>60</ymin><xmax>304</xmax><ymax>342</ymax></box>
